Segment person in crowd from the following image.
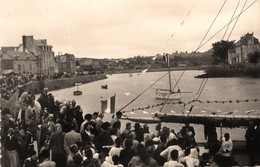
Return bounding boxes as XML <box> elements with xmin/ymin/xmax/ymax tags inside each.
<box><xmin>64</xmin><ymin>123</ymin><xmax>83</xmax><ymax>157</ymax></box>
<box><xmin>111</xmin><ymin>111</ymin><xmax>123</xmax><ymax>129</ymax></box>
<box><xmin>13</xmin><ymin>124</ymin><xmax>26</xmax><ymax>164</ymax></box>
<box><xmin>110</xmin><ymin>155</ymin><xmax>124</xmax><ymax>167</ymax></box>
<box><xmin>31</xmin><ymin>95</ymin><xmax>42</xmax><ymax>124</ymax></box>
<box><xmin>154</xmin><ymin>135</ymin><xmax>167</xmax><ymax>166</ymax></box>
<box><xmin>163</xmin><ymin>150</ymin><xmax>184</xmax><ymax>167</ymax></box>
<box><xmin>109</xmin><ymin>138</ymin><xmax>123</xmax><ymax>157</ymax></box>
<box><xmin>80</xmin><ymin>113</ymin><xmax>93</xmax><ymax>133</ymax></box>
<box><xmin>128</xmin><ymin>143</ymin><xmax>157</xmax><ymax>167</ymax></box>
<box><xmin>133</xmin><ymin>122</ymin><xmax>144</xmax><ymax>143</ymax></box>
<box><xmin>81</xmin><ymin>122</ymin><xmax>95</xmax><ymax>147</ymax></box>
<box><xmin>67</xmin><ymin>144</ymin><xmax>80</xmax><ymax>166</ymax></box>
<box><xmin>220</xmin><ymin>133</ymin><xmax>233</xmax><ymax>157</ymax></box>
<box><xmin>119</xmin><ymin>139</ymin><xmax>135</xmax><ymax>167</ymax></box>
<box><xmin>19</xmin><ymin>89</ymin><xmax>34</xmax><ymax>107</ymax></box>
<box><xmin>23</xmin><ymin>150</ymin><xmax>38</xmax><ymax>167</ymax></box>
<box><xmin>121</xmin><ymin>122</ymin><xmax>131</xmax><ymax>142</ymax></box>
<box><xmin>245</xmin><ymin>121</ymin><xmax>257</xmax><ymax>166</ymax></box>
<box><xmin>74</xmin><ymin>105</ymin><xmax>84</xmax><ymax>132</ymax></box>
<box><xmin>38</xmin><ymin>87</ymin><xmax>49</xmax><ymax>110</ymax></box>
<box><xmin>38</xmin><ymin>151</ymin><xmax>56</xmax><ymax>167</ymax></box>
<box><xmin>95</xmin><ymin>112</ymin><xmax>104</xmax><ymax>134</ymax></box>
<box><xmin>83</xmin><ymin>148</ymin><xmax>100</xmax><ymax>167</ymax></box>
<box><xmin>180</xmin><ymin>123</ymin><xmax>196</xmax><ymax>148</ymax></box>
<box><xmin>49</xmin><ymin>123</ymin><xmax>67</xmax><ymax>167</ymax></box>
<box><xmin>180</xmin><ymin>147</ymin><xmax>200</xmax><ymax>167</ymax></box>
<box><xmin>4</xmin><ymin>128</ymin><xmax>21</xmax><ymax>167</ymax></box>
<box><xmin>94</xmin><ymin>122</ymin><xmax>114</xmax><ymax>149</ymax></box>
<box><xmin>160</xmin><ymin>139</ymin><xmax>184</xmax><ymax>161</ymax></box>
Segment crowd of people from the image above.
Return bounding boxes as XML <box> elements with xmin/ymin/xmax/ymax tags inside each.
<box><xmin>1</xmin><ymin>87</ymin><xmax>260</xmax><ymax>167</ymax></box>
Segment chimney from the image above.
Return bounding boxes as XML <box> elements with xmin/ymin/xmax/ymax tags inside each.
<box><xmin>22</xmin><ymin>35</ymin><xmax>26</xmax><ymax>52</ymax></box>
<box><xmin>22</xmin><ymin>35</ymin><xmax>34</xmax><ymax>52</ymax></box>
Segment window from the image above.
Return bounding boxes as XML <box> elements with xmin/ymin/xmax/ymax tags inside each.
<box><xmin>18</xmin><ymin>64</ymin><xmax>21</xmax><ymax>72</ymax></box>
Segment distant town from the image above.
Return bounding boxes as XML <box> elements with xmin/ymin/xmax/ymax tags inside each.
<box><xmin>1</xmin><ymin>33</ymin><xmax>259</xmax><ymax>77</ymax></box>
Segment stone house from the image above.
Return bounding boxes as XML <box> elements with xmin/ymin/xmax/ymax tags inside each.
<box><xmin>228</xmin><ymin>33</ymin><xmax>260</xmax><ymax>65</ymax></box>
<box><xmin>21</xmin><ymin>35</ymin><xmax>56</xmax><ymax>75</ymax></box>
<box><xmin>0</xmin><ymin>47</ymin><xmax>37</xmax><ymax>74</ymax></box>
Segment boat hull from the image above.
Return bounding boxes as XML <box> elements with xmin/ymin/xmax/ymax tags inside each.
<box><xmin>156</xmin><ymin>89</ymin><xmax>181</xmax><ymax>100</ymax></box>
<box><xmin>73</xmin><ymin>91</ymin><xmax>82</xmax><ymax>95</ymax></box>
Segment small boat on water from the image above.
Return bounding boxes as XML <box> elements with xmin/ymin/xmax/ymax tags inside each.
<box><xmin>101</xmin><ymin>85</ymin><xmax>108</xmax><ymax>89</ymax></box>
<box><xmin>156</xmin><ymin>54</ymin><xmax>181</xmax><ymax>100</ymax></box>
<box><xmin>73</xmin><ymin>83</ymin><xmax>82</xmax><ymax>95</ymax></box>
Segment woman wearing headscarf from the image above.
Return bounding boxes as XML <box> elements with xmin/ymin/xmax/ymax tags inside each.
<box><xmin>4</xmin><ymin>128</ymin><xmax>20</xmax><ymax>167</ymax></box>
<box><xmin>49</xmin><ymin>123</ymin><xmax>67</xmax><ymax>167</ymax></box>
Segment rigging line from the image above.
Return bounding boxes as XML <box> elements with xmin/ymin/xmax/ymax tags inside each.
<box><xmin>171</xmin><ymin>69</ymin><xmax>185</xmax><ymax>91</ymax></box>
<box><xmin>199</xmin><ymin>0</ymin><xmax>258</xmax><ymax>50</ymax></box>
<box><xmin>227</xmin><ymin>0</ymin><xmax>248</xmax><ymax>40</ymax></box>
<box><xmin>171</xmin><ymin>71</ymin><xmax>180</xmax><ymax>90</ymax></box>
<box><xmin>117</xmin><ymin>72</ymin><xmax>168</xmax><ymax>113</ymax></box>
<box><xmin>197</xmin><ymin>0</ymin><xmax>228</xmax><ymax>51</ymax></box>
<box><xmin>187</xmin><ymin>0</ymin><xmax>257</xmax><ymax>59</ymax></box>
<box><xmin>198</xmin><ymin>78</ymin><xmax>208</xmax><ymax>97</ymax></box>
<box><xmin>159</xmin><ymin>93</ymin><xmax>172</xmax><ymax>113</ymax></box>
<box><xmin>196</xmin><ymin>78</ymin><xmax>206</xmax><ymax>96</ymax></box>
<box><xmin>222</xmin><ymin>0</ymin><xmax>241</xmax><ymax>40</ymax></box>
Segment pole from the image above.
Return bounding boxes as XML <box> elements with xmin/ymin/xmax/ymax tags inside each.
<box><xmin>167</xmin><ymin>54</ymin><xmax>172</xmax><ymax>92</ymax></box>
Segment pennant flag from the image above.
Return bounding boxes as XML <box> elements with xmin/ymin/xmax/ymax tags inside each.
<box><xmin>152</xmin><ymin>56</ymin><xmax>157</xmax><ymax>61</ymax></box>
<box><xmin>101</xmin><ymin>94</ymin><xmax>116</xmax><ymax>113</ymax></box>
<box><xmin>130</xmin><ymin>112</ymin><xmax>135</xmax><ymax>114</ymax></box>
<box><xmin>181</xmin><ymin>20</ymin><xmax>184</xmax><ymax>25</ymax></box>
<box><xmin>142</xmin><ymin>69</ymin><xmax>148</xmax><ymax>73</ymax></box>
<box><xmin>171</xmin><ymin>33</ymin><xmax>175</xmax><ymax>38</ymax></box>
<box><xmin>143</xmin><ymin>111</ymin><xmax>148</xmax><ymax>114</ymax></box>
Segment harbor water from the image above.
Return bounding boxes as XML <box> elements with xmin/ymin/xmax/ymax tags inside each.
<box><xmin>48</xmin><ymin>70</ymin><xmax>260</xmax><ymax>142</ymax></box>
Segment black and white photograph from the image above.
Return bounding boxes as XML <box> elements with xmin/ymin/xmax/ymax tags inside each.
<box><xmin>1</xmin><ymin>0</ymin><xmax>260</xmax><ymax>166</ymax></box>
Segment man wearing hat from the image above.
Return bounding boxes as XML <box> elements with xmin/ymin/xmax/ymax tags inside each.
<box><xmin>94</xmin><ymin>122</ymin><xmax>114</xmax><ymax>149</ymax></box>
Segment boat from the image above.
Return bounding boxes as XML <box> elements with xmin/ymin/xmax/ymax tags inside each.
<box><xmin>73</xmin><ymin>83</ymin><xmax>82</xmax><ymax>95</ymax></box>
<box><xmin>123</xmin><ymin>113</ymin><xmax>260</xmax><ymax>128</ymax></box>
<box><xmin>101</xmin><ymin>85</ymin><xmax>108</xmax><ymax>89</ymax></box>
<box><xmin>156</xmin><ymin>54</ymin><xmax>181</xmax><ymax>100</ymax></box>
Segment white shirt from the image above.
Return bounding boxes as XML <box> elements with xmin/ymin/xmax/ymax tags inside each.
<box><xmin>160</xmin><ymin>145</ymin><xmax>184</xmax><ymax>161</ymax></box>
<box><xmin>109</xmin><ymin>146</ymin><xmax>123</xmax><ymax>157</ymax></box>
<box><xmin>163</xmin><ymin>160</ymin><xmax>184</xmax><ymax>167</ymax></box>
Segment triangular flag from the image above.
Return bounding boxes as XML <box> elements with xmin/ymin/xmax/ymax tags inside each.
<box><xmin>142</xmin><ymin>69</ymin><xmax>148</xmax><ymax>73</ymax></box>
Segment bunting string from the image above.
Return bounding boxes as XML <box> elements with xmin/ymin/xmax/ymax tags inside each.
<box><xmin>121</xmin><ymin>98</ymin><xmax>260</xmax><ymax>113</ymax></box>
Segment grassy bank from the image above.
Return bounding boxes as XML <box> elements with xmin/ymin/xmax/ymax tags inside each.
<box><xmin>195</xmin><ymin>64</ymin><xmax>260</xmax><ymax>78</ymax></box>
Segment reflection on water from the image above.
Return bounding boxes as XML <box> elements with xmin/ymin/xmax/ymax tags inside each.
<box><xmin>49</xmin><ymin>70</ymin><xmax>260</xmax><ymax>142</ymax></box>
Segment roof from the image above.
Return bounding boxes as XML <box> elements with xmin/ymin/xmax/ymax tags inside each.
<box><xmin>1</xmin><ymin>50</ymin><xmax>37</xmax><ymax>61</ymax></box>
<box><xmin>238</xmin><ymin>33</ymin><xmax>260</xmax><ymax>45</ymax></box>
<box><xmin>34</xmin><ymin>39</ymin><xmax>47</xmax><ymax>46</ymax></box>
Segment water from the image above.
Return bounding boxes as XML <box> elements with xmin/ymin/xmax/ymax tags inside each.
<box><xmin>49</xmin><ymin>70</ymin><xmax>260</xmax><ymax>142</ymax></box>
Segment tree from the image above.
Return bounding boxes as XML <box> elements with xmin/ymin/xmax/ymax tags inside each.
<box><xmin>248</xmin><ymin>51</ymin><xmax>260</xmax><ymax>64</ymax></box>
<box><xmin>212</xmin><ymin>40</ymin><xmax>235</xmax><ymax>64</ymax></box>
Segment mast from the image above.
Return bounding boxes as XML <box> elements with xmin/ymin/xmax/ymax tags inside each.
<box><xmin>167</xmin><ymin>54</ymin><xmax>172</xmax><ymax>92</ymax></box>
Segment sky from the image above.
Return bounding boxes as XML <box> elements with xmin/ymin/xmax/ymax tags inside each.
<box><xmin>1</xmin><ymin>0</ymin><xmax>260</xmax><ymax>59</ymax></box>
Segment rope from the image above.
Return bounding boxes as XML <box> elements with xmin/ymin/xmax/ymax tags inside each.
<box><xmin>197</xmin><ymin>0</ymin><xmax>228</xmax><ymax>50</ymax></box>
<box><xmin>117</xmin><ymin>72</ymin><xmax>168</xmax><ymax>113</ymax></box>
<box><xmin>227</xmin><ymin>0</ymin><xmax>248</xmax><ymax>40</ymax></box>
<box><xmin>222</xmin><ymin>0</ymin><xmax>241</xmax><ymax>40</ymax></box>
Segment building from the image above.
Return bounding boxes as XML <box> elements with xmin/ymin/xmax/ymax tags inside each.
<box><xmin>21</xmin><ymin>35</ymin><xmax>56</xmax><ymax>75</ymax></box>
<box><xmin>56</xmin><ymin>53</ymin><xmax>76</xmax><ymax>74</ymax></box>
<box><xmin>228</xmin><ymin>33</ymin><xmax>260</xmax><ymax>65</ymax></box>
<box><xmin>0</xmin><ymin>47</ymin><xmax>37</xmax><ymax>74</ymax></box>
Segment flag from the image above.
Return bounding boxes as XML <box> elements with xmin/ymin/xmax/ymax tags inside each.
<box><xmin>3</xmin><ymin>90</ymin><xmax>19</xmax><ymax>117</ymax></box>
<box><xmin>101</xmin><ymin>94</ymin><xmax>116</xmax><ymax>113</ymax></box>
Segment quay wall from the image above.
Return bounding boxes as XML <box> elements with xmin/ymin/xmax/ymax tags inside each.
<box><xmin>22</xmin><ymin>74</ymin><xmax>107</xmax><ymax>94</ymax></box>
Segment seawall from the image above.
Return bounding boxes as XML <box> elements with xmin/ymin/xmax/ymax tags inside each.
<box><xmin>22</xmin><ymin>74</ymin><xmax>107</xmax><ymax>94</ymax></box>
